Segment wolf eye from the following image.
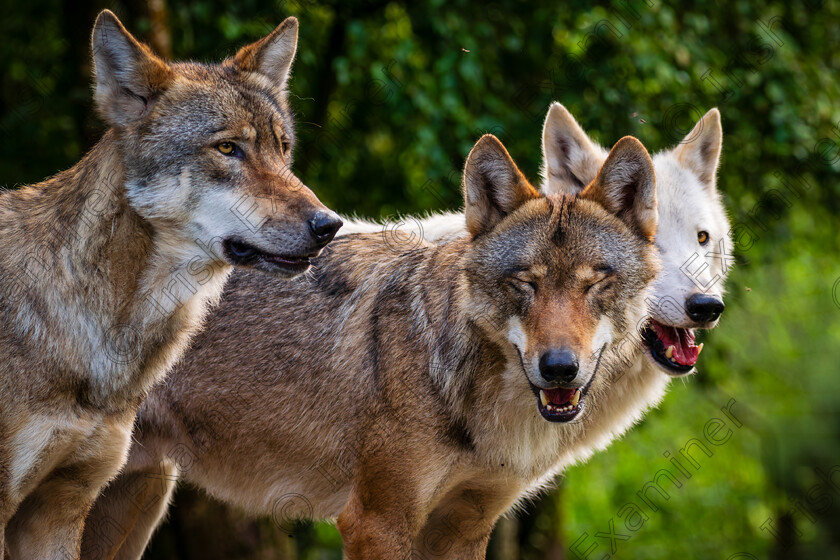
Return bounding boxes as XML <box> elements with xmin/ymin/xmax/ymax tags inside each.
<box><xmin>217</xmin><ymin>142</ymin><xmax>238</xmax><ymax>156</ymax></box>
<box><xmin>508</xmin><ymin>272</ymin><xmax>536</xmax><ymax>294</ymax></box>
<box><xmin>698</xmin><ymin>231</ymin><xmax>710</xmax><ymax>245</ymax></box>
<box><xmin>509</xmin><ymin>278</ymin><xmax>536</xmax><ymax>294</ymax></box>
<box><xmin>587</xmin><ymin>279</ymin><xmax>614</xmax><ymax>294</ymax></box>
<box><xmin>585</xmin><ymin>279</ymin><xmax>609</xmax><ymax>293</ymax></box>
<box><xmin>281</xmin><ymin>141</ymin><xmax>291</xmax><ymax>154</ymax></box>
<box><xmin>585</xmin><ymin>266</ymin><xmax>614</xmax><ymax>293</ymax></box>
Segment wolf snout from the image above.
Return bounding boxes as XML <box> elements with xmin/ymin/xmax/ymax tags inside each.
<box><xmin>308</xmin><ymin>211</ymin><xmax>343</xmax><ymax>247</ymax></box>
<box><xmin>538</xmin><ymin>348</ymin><xmax>580</xmax><ymax>385</ymax></box>
<box><xmin>685</xmin><ymin>293</ymin><xmax>724</xmax><ymax>324</ymax></box>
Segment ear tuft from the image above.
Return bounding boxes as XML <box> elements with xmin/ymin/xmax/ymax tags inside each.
<box><xmin>672</xmin><ymin>108</ymin><xmax>723</xmax><ymax>187</ymax></box>
<box><xmin>463</xmin><ymin>135</ymin><xmax>540</xmax><ymax>238</ymax></box>
<box><xmin>234</xmin><ymin>17</ymin><xmax>299</xmax><ymax>89</ymax></box>
<box><xmin>580</xmin><ymin>136</ymin><xmax>657</xmax><ymax>241</ymax></box>
<box><xmin>91</xmin><ymin>10</ymin><xmax>173</xmax><ymax>127</ymax></box>
<box><xmin>541</xmin><ymin>102</ymin><xmax>608</xmax><ymax>195</ymax></box>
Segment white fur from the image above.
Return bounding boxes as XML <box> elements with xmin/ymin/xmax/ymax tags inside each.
<box><xmin>590</xmin><ymin>316</ymin><xmax>615</xmax><ymax>355</ymax></box>
<box><xmin>339</xmin><ymin>212</ymin><xmax>467</xmax><ymax>245</ymax></box>
<box><xmin>506</xmin><ymin>316</ymin><xmax>528</xmax><ymax>355</ymax></box>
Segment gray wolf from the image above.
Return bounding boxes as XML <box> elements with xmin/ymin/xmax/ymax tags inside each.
<box><xmin>82</xmin><ymin>133</ymin><xmax>660</xmax><ymax>559</ymax></box>
<box><xmin>0</xmin><ymin>11</ymin><xmax>339</xmax><ymax>559</ymax></box>
<box><xmin>345</xmin><ymin>102</ymin><xmax>732</xmax><ymax>464</ymax></box>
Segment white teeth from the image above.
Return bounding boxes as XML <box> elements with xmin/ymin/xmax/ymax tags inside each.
<box><xmin>545</xmin><ymin>403</ymin><xmax>574</xmax><ymax>412</ymax></box>
<box><xmin>540</xmin><ymin>388</ymin><xmax>582</xmax><ymax>415</ymax></box>
<box><xmin>665</xmin><ymin>345</ymin><xmax>675</xmax><ymax>359</ymax></box>
<box><xmin>697</xmin><ymin>342</ymin><xmax>704</xmax><ymax>355</ymax></box>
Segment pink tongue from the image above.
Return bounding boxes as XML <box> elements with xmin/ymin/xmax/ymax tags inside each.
<box><xmin>544</xmin><ymin>387</ymin><xmax>575</xmax><ymax>405</ymax></box>
<box><xmin>651</xmin><ymin>322</ymin><xmax>699</xmax><ymax>366</ymax></box>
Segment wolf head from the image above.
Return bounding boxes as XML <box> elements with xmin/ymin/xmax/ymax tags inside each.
<box><xmin>90</xmin><ymin>11</ymin><xmax>341</xmax><ymax>278</ymax></box>
<box><xmin>461</xmin><ymin>135</ymin><xmax>659</xmax><ymax>423</ymax></box>
<box><xmin>541</xmin><ymin>103</ymin><xmax>731</xmax><ymax>376</ymax></box>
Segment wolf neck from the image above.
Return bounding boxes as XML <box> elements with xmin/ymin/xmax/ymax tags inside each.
<box><xmin>0</xmin><ymin>129</ymin><xmax>231</xmax><ymax>410</ymax></box>
<box><xmin>413</xmin><ymin>240</ymin><xmax>489</xmax><ymax>389</ymax></box>
<box><xmin>412</xmin><ymin>242</ymin><xmax>543</xmax><ymax>453</ymax></box>
<box><xmin>416</xmin><ymin>282</ymin><xmax>555</xmax><ymax>476</ymax></box>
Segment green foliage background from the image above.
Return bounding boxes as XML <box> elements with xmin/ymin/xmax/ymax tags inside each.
<box><xmin>2</xmin><ymin>0</ymin><xmax>840</xmax><ymax>558</ymax></box>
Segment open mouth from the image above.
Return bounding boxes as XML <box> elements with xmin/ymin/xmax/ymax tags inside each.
<box><xmin>529</xmin><ymin>383</ymin><xmax>589</xmax><ymax>422</ymax></box>
<box><xmin>525</xmin><ymin>344</ymin><xmax>604</xmax><ymax>423</ymax></box>
<box><xmin>222</xmin><ymin>238</ymin><xmax>313</xmax><ymax>274</ymax></box>
<box><xmin>641</xmin><ymin>320</ymin><xmax>704</xmax><ymax>376</ymax></box>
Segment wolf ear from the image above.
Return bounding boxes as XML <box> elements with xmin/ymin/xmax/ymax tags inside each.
<box><xmin>91</xmin><ymin>10</ymin><xmax>174</xmax><ymax>128</ymax></box>
<box><xmin>463</xmin><ymin>135</ymin><xmax>540</xmax><ymax>238</ymax></box>
<box><xmin>671</xmin><ymin>108</ymin><xmax>722</xmax><ymax>188</ymax></box>
<box><xmin>541</xmin><ymin>102</ymin><xmax>608</xmax><ymax>196</ymax></box>
<box><xmin>580</xmin><ymin>136</ymin><xmax>657</xmax><ymax>241</ymax></box>
<box><xmin>234</xmin><ymin>17</ymin><xmax>298</xmax><ymax>90</ymax></box>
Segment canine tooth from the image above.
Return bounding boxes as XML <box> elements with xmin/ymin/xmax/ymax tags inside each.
<box><xmin>665</xmin><ymin>345</ymin><xmax>675</xmax><ymax>359</ymax></box>
<box><xmin>540</xmin><ymin>390</ymin><xmax>549</xmax><ymax>407</ymax></box>
<box><xmin>697</xmin><ymin>342</ymin><xmax>704</xmax><ymax>355</ymax></box>
<box><xmin>570</xmin><ymin>390</ymin><xmax>581</xmax><ymax>407</ymax></box>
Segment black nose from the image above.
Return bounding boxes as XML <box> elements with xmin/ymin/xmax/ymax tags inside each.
<box><xmin>685</xmin><ymin>293</ymin><xmax>724</xmax><ymax>323</ymax></box>
<box><xmin>308</xmin><ymin>212</ymin><xmax>343</xmax><ymax>245</ymax></box>
<box><xmin>539</xmin><ymin>348</ymin><xmax>579</xmax><ymax>384</ymax></box>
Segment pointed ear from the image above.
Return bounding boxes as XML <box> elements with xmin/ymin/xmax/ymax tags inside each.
<box><xmin>671</xmin><ymin>108</ymin><xmax>723</xmax><ymax>187</ymax></box>
<box><xmin>234</xmin><ymin>17</ymin><xmax>298</xmax><ymax>89</ymax></box>
<box><xmin>580</xmin><ymin>136</ymin><xmax>658</xmax><ymax>241</ymax></box>
<box><xmin>91</xmin><ymin>10</ymin><xmax>174</xmax><ymax>127</ymax></box>
<box><xmin>463</xmin><ymin>135</ymin><xmax>540</xmax><ymax>238</ymax></box>
<box><xmin>541</xmin><ymin>102</ymin><xmax>608</xmax><ymax>195</ymax></box>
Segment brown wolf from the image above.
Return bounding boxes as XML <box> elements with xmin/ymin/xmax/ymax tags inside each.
<box><xmin>0</xmin><ymin>11</ymin><xmax>340</xmax><ymax>560</ymax></box>
<box><xmin>82</xmin><ymin>133</ymin><xmax>659</xmax><ymax>559</ymax></box>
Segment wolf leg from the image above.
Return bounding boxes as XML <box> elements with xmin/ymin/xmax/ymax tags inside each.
<box><xmin>0</xmin><ymin>495</ymin><xmax>7</xmax><ymax>560</ymax></box>
<box><xmin>337</xmin><ymin>492</ymin><xmax>417</xmax><ymax>560</ymax></box>
<box><xmin>1</xmin><ymin>457</ymin><xmax>26</xmax><ymax>560</ymax></box>
<box><xmin>112</xmin><ymin>467</ymin><xmax>177</xmax><ymax>560</ymax></box>
<box><xmin>5</xmin><ymin>473</ymin><xmax>97</xmax><ymax>560</ymax></box>
<box><xmin>413</xmin><ymin>515</ymin><xmax>494</xmax><ymax>560</ymax></box>
<box><xmin>411</xmin><ymin>486</ymin><xmax>519</xmax><ymax>560</ymax></box>
<box><xmin>336</xmin><ymin>437</ymin><xmax>459</xmax><ymax>560</ymax></box>
<box><xmin>7</xmin><ymin>415</ymin><xmax>133</xmax><ymax>560</ymax></box>
<box><xmin>0</xmin><ymin>483</ymin><xmax>17</xmax><ymax>560</ymax></box>
<box><xmin>81</xmin><ymin>458</ymin><xmax>179</xmax><ymax>560</ymax></box>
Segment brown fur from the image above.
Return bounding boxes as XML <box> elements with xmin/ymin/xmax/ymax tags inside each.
<box><xmin>83</xmin><ymin>135</ymin><xmax>660</xmax><ymax>559</ymax></box>
<box><xmin>0</xmin><ymin>11</ymin><xmax>337</xmax><ymax>560</ymax></box>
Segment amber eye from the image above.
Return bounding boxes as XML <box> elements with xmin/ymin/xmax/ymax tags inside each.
<box><xmin>698</xmin><ymin>231</ymin><xmax>710</xmax><ymax>245</ymax></box>
<box><xmin>217</xmin><ymin>142</ymin><xmax>237</xmax><ymax>156</ymax></box>
<box><xmin>281</xmin><ymin>141</ymin><xmax>291</xmax><ymax>154</ymax></box>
